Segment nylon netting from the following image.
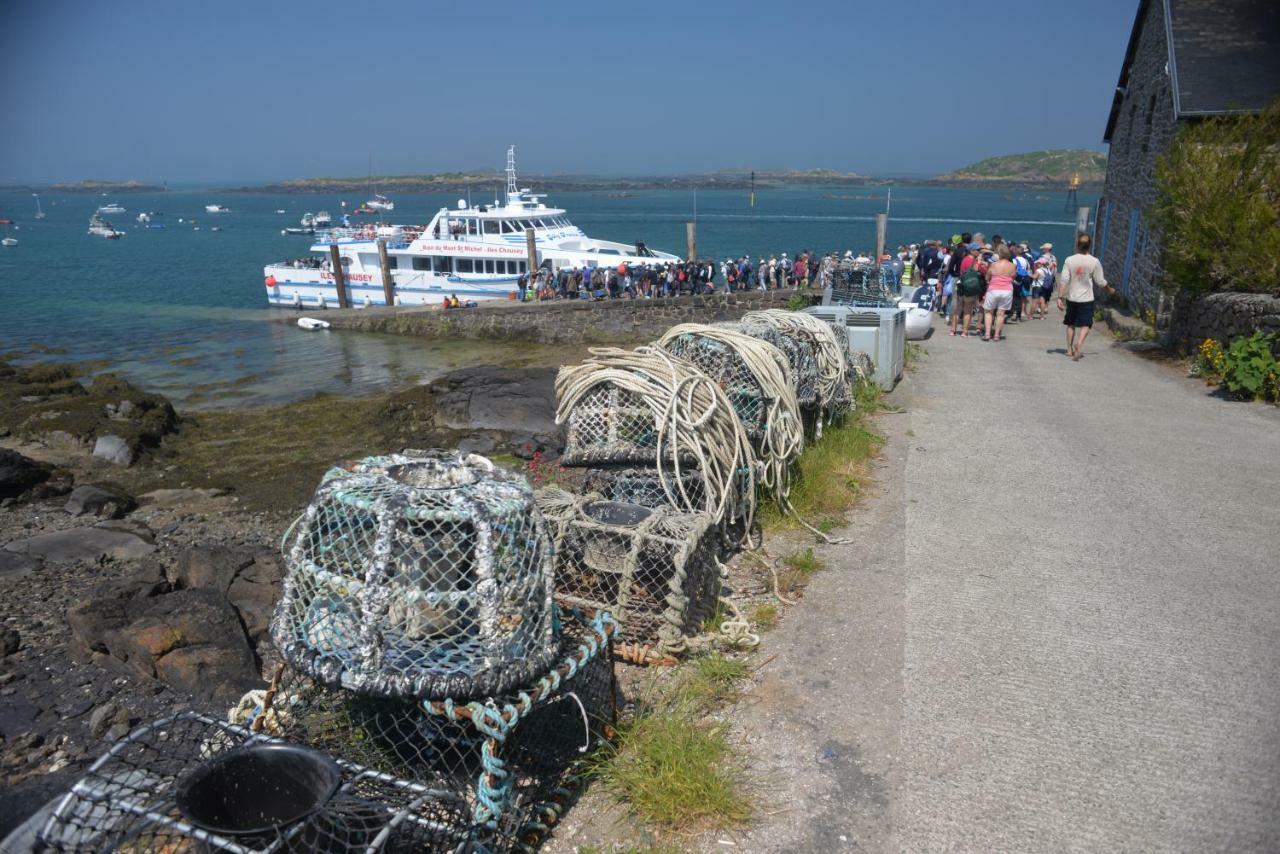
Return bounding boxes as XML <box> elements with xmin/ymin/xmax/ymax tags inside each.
<box><xmin>259</xmin><ymin>611</ymin><xmax>618</xmax><ymax>849</ymax></box>
<box><xmin>535</xmin><ymin>486</ymin><xmax>720</xmax><ymax>659</ymax></box>
<box><xmin>581</xmin><ymin>465</ymin><xmax>706</xmax><ymax>511</ymax></box>
<box><xmin>271</xmin><ymin>450</ymin><xmax>560</xmax><ymax>700</ymax></box>
<box><xmin>34</xmin><ymin>711</ymin><xmax>478</xmax><ymax>853</ymax></box>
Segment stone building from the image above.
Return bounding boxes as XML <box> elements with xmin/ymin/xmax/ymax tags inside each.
<box><xmin>1096</xmin><ymin>0</ymin><xmax>1280</xmax><ymax>314</ymax></box>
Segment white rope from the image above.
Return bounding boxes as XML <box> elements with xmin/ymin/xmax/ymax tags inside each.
<box><xmin>741</xmin><ymin>309</ymin><xmax>851</xmax><ymax>421</ymax></box>
<box><xmin>555</xmin><ymin>346</ymin><xmax>758</xmax><ymax>536</ymax></box>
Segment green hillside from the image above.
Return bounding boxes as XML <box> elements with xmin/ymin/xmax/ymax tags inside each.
<box><xmin>937</xmin><ymin>149</ymin><xmax>1107</xmax><ymax>185</ymax></box>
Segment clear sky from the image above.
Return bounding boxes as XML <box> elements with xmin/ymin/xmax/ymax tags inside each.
<box><xmin>1</xmin><ymin>0</ymin><xmax>1138</xmax><ymax>184</ymax></box>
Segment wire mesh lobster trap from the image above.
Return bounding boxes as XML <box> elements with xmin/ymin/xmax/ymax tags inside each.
<box><xmin>716</xmin><ymin>320</ymin><xmax>819</xmax><ymax>413</ymax></box>
<box><xmin>740</xmin><ymin>309</ymin><xmax>855</xmax><ymax>430</ymax></box>
<box><xmin>35</xmin><ymin>711</ymin><xmax>480</xmax><ymax>853</ymax></box>
<box><xmin>535</xmin><ymin>486</ymin><xmax>720</xmax><ymax>660</ymax></box>
<box><xmin>263</xmin><ymin>611</ymin><xmax>618</xmax><ymax>851</ymax></box>
<box><xmin>654</xmin><ymin>324</ymin><xmax>800</xmax><ymax>454</ymax></box>
<box><xmin>272</xmin><ymin>450</ymin><xmax>560</xmax><ymax>701</ymax></box>
<box><xmin>829</xmin><ymin>259</ymin><xmax>899</xmax><ymax>306</ymax></box>
<box><xmin>555</xmin><ymin>347</ymin><xmax>756</xmax><ymax>533</ymax></box>
<box><xmin>580</xmin><ymin>465</ymin><xmax>706</xmax><ymax>511</ymax></box>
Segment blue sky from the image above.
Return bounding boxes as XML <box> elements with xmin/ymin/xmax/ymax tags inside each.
<box><xmin>1</xmin><ymin>0</ymin><xmax>1138</xmax><ymax>183</ymax></box>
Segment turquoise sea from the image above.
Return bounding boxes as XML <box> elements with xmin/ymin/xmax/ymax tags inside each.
<box><xmin>0</xmin><ymin>185</ymin><xmax>1096</xmax><ymax>408</ymax></box>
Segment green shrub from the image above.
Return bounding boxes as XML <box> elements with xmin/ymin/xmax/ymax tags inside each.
<box><xmin>1151</xmin><ymin>99</ymin><xmax>1280</xmax><ymax>295</ymax></box>
<box><xmin>1220</xmin><ymin>332</ymin><xmax>1279</xmax><ymax>401</ymax></box>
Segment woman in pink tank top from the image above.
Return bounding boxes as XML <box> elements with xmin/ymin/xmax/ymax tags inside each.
<box><xmin>983</xmin><ymin>247</ymin><xmax>1017</xmax><ymax>341</ymax></box>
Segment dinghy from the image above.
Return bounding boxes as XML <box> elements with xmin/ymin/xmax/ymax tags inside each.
<box><xmin>297</xmin><ymin>317</ymin><xmax>331</xmax><ymax>331</ymax></box>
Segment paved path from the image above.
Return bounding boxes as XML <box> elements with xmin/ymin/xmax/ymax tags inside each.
<box><xmin>731</xmin><ymin>314</ymin><xmax>1280</xmax><ymax>852</ymax></box>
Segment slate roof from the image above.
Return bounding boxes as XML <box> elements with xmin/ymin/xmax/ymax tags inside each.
<box><xmin>1103</xmin><ymin>0</ymin><xmax>1280</xmax><ymax>142</ymax></box>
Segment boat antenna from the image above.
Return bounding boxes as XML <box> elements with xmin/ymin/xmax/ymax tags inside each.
<box><xmin>885</xmin><ymin>186</ymin><xmax>892</xmax><ymax>216</ymax></box>
<box><xmin>750</xmin><ymin>170</ymin><xmax>755</xmax><ymax>209</ymax></box>
<box><xmin>506</xmin><ymin>145</ymin><xmax>518</xmax><ymax>198</ymax></box>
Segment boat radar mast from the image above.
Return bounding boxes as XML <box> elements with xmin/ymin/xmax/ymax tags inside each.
<box><xmin>506</xmin><ymin>145</ymin><xmax>518</xmax><ymax>199</ymax></box>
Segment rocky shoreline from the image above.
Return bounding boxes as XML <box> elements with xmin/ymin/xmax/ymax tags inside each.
<box><xmin>0</xmin><ymin>357</ymin><xmax>570</xmax><ymax>837</ymax></box>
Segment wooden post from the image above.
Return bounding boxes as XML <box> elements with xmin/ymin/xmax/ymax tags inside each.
<box><xmin>1076</xmin><ymin>205</ymin><xmax>1090</xmax><ymax>237</ymax></box>
<box><xmin>376</xmin><ymin>238</ymin><xmax>394</xmax><ymax>307</ymax></box>
<box><xmin>524</xmin><ymin>228</ymin><xmax>538</xmax><ymax>280</ymax></box>
<box><xmin>329</xmin><ymin>243</ymin><xmax>349</xmax><ymax>309</ymax></box>
<box><xmin>875</xmin><ymin>213</ymin><xmax>887</xmax><ymax>264</ymax></box>
<box><xmin>686</xmin><ymin>222</ymin><xmax>696</xmax><ymax>262</ymax></box>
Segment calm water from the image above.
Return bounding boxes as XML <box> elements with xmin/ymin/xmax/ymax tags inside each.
<box><xmin>0</xmin><ymin>184</ymin><xmax>1095</xmax><ymax>408</ymax></box>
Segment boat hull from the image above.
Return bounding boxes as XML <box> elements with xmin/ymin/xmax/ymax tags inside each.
<box><xmin>264</xmin><ymin>266</ymin><xmax>519</xmax><ymax>308</ymax></box>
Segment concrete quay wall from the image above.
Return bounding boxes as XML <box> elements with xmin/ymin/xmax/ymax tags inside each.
<box><xmin>314</xmin><ymin>289</ymin><xmax>814</xmax><ymax>344</ymax></box>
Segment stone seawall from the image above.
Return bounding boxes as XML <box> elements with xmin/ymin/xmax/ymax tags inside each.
<box><xmin>313</xmin><ymin>289</ymin><xmax>814</xmax><ymax>344</ymax></box>
<box><xmin>1169</xmin><ymin>292</ymin><xmax>1280</xmax><ymax>355</ymax></box>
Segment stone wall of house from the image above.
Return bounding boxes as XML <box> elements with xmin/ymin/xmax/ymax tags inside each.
<box><xmin>1168</xmin><ymin>292</ymin><xmax>1280</xmax><ymax>354</ymax></box>
<box><xmin>315</xmin><ymin>289</ymin><xmax>813</xmax><ymax>345</ymax></box>
<box><xmin>1097</xmin><ymin>0</ymin><xmax>1179</xmax><ymax>315</ymax></box>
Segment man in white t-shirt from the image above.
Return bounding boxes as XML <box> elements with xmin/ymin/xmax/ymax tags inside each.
<box><xmin>1056</xmin><ymin>233</ymin><xmax>1116</xmax><ymax>361</ymax></box>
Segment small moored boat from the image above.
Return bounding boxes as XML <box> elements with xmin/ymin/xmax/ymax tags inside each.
<box><xmin>297</xmin><ymin>317</ymin><xmax>331</xmax><ymax>330</ymax></box>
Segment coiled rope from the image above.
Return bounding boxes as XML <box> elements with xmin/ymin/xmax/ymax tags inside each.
<box><xmin>556</xmin><ymin>346</ymin><xmax>757</xmax><ymax>534</ymax></box>
<box><xmin>740</xmin><ymin>308</ymin><xmax>851</xmax><ymax>423</ymax></box>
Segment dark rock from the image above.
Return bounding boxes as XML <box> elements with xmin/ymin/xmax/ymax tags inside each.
<box><xmin>0</xmin><ymin>552</ymin><xmax>42</xmax><ymax>580</ymax></box>
<box><xmin>1</xmin><ymin>627</ymin><xmax>18</xmax><ymax>656</ymax></box>
<box><xmin>92</xmin><ymin>434</ymin><xmax>134</xmax><ymax>466</ymax></box>
<box><xmin>0</xmin><ymin>449</ymin><xmax>51</xmax><ymax>499</ymax></box>
<box><xmin>102</xmin><ymin>722</ymin><xmax>130</xmax><ymax>742</ymax></box>
<box><xmin>95</xmin><ymin>519</ymin><xmax>155</xmax><ymax>544</ymax></box>
<box><xmin>88</xmin><ymin>702</ymin><xmax>129</xmax><ymax>739</ymax></box>
<box><xmin>3</xmin><ymin>526</ymin><xmax>155</xmax><ymax>563</ymax></box>
<box><xmin>67</xmin><ymin>568</ymin><xmax>171</xmax><ymax>658</ymax></box>
<box><xmin>58</xmin><ymin>699</ymin><xmax>94</xmax><ymax>719</ymax></box>
<box><xmin>0</xmin><ymin>700</ymin><xmax>39</xmax><ymax>738</ymax></box>
<box><xmin>172</xmin><ymin>546</ymin><xmax>282</xmax><ymax>646</ymax></box>
<box><xmin>64</xmin><ymin>484</ymin><xmax>136</xmax><ymax>519</ymax></box>
<box><xmin>172</xmin><ymin>544</ymin><xmax>254</xmax><ymax>594</ymax></box>
<box><xmin>68</xmin><ymin>580</ymin><xmax>258</xmax><ymax>705</ymax></box>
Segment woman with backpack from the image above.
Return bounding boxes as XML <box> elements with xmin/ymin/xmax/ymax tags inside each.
<box><xmin>949</xmin><ymin>243</ymin><xmax>984</xmax><ymax>337</ymax></box>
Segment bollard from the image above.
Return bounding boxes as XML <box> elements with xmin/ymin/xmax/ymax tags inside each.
<box><xmin>328</xmin><ymin>244</ymin><xmax>349</xmax><ymax>309</ymax></box>
<box><xmin>376</xmin><ymin>238</ymin><xmax>394</xmax><ymax>306</ymax></box>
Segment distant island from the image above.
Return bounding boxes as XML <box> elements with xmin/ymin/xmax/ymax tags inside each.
<box><xmin>933</xmin><ymin>149</ymin><xmax>1106</xmax><ymax>187</ymax></box>
<box><xmin>227</xmin><ymin>167</ymin><xmax>873</xmax><ymax>194</ymax></box>
<box><xmin>47</xmin><ymin>180</ymin><xmax>165</xmax><ymax>194</ymax></box>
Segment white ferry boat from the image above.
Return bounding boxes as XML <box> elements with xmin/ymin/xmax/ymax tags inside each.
<box><xmin>205</xmin><ymin>204</ymin><xmax>231</xmax><ymax>213</ymax></box>
<box><xmin>96</xmin><ymin>203</ymin><xmax>126</xmax><ymax>215</ymax></box>
<box><xmin>263</xmin><ymin>147</ymin><xmax>680</xmax><ymax>308</ymax></box>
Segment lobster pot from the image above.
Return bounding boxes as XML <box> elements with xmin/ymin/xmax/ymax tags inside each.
<box><xmin>657</xmin><ymin>330</ymin><xmax>776</xmax><ymax>445</ymax></box>
<box><xmin>560</xmin><ymin>383</ymin><xmax>661</xmax><ymax>467</ymax></box>
<box><xmin>270</xmin><ymin>611</ymin><xmax>617</xmax><ymax>849</ymax></box>
<box><xmin>536</xmin><ymin>487</ymin><xmax>719</xmax><ymax>657</ymax></box>
<box><xmin>718</xmin><ymin>321</ymin><xmax>819</xmax><ymax>412</ymax></box>
<box><xmin>272</xmin><ymin>450</ymin><xmax>560</xmax><ymax>701</ymax></box>
<box><xmin>35</xmin><ymin>712</ymin><xmax>476</xmax><ymax>853</ymax></box>
<box><xmin>830</xmin><ymin>260</ymin><xmax>898</xmax><ymax>307</ymax></box>
<box><xmin>581</xmin><ymin>465</ymin><xmax>706</xmax><ymax>511</ymax></box>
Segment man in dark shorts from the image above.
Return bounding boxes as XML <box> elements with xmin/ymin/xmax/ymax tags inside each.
<box><xmin>1056</xmin><ymin>234</ymin><xmax>1115</xmax><ymax>360</ymax></box>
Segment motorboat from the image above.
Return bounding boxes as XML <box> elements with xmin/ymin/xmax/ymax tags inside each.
<box><xmin>136</xmin><ymin>212</ymin><xmax>151</xmax><ymax>224</ymax></box>
<box><xmin>282</xmin><ymin>227</ymin><xmax>316</xmax><ymax>236</ymax></box>
<box><xmin>313</xmin><ymin>211</ymin><xmax>332</xmax><ymax>227</ymax></box>
<box><xmin>97</xmin><ymin>203</ymin><xmax>125</xmax><ymax>215</ymax></box>
<box><xmin>262</xmin><ymin>146</ymin><xmax>680</xmax><ymax>308</ymax></box>
<box><xmin>300</xmin><ymin>212</ymin><xmax>315</xmax><ymax>227</ymax></box>
<box><xmin>205</xmin><ymin>204</ymin><xmax>231</xmax><ymax>213</ymax></box>
<box><xmin>275</xmin><ymin>209</ymin><xmax>286</xmax><ymax>214</ymax></box>
<box><xmin>1</xmin><ymin>223</ymin><xmax>16</xmax><ymax>247</ymax></box>
<box><xmin>367</xmin><ymin>194</ymin><xmax>394</xmax><ymax>212</ymax></box>
<box><xmin>88</xmin><ymin>214</ymin><xmax>124</xmax><ymax>239</ymax></box>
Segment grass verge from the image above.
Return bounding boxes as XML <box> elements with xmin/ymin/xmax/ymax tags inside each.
<box><xmin>589</xmin><ymin>708</ymin><xmax>750</xmax><ymax>833</ymax></box>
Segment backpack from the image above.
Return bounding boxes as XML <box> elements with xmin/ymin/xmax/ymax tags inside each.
<box><xmin>960</xmin><ymin>266</ymin><xmax>985</xmax><ymax>297</ymax></box>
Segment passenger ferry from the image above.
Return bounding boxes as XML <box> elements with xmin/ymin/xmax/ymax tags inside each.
<box><xmin>262</xmin><ymin>147</ymin><xmax>680</xmax><ymax>308</ymax></box>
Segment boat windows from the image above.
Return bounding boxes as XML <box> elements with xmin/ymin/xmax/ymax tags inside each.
<box><xmin>499</xmin><ymin>220</ymin><xmax>515</xmax><ymax>234</ymax></box>
<box><xmin>483</xmin><ymin>219</ymin><xmax>500</xmax><ymax>234</ymax></box>
<box><xmin>467</xmin><ymin>219</ymin><xmax>479</xmax><ymax>236</ymax></box>
<box><xmin>434</xmin><ymin>256</ymin><xmax>453</xmax><ymax>274</ymax></box>
<box><xmin>484</xmin><ymin>260</ymin><xmax>496</xmax><ymax>274</ymax></box>
<box><xmin>456</xmin><ymin>258</ymin><xmax>474</xmax><ymax>273</ymax></box>
<box><xmin>412</xmin><ymin>257</ymin><xmax>431</xmax><ymax>271</ymax></box>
